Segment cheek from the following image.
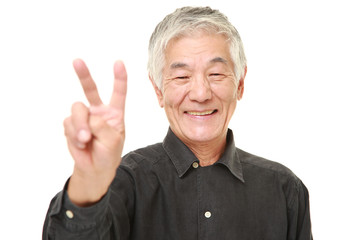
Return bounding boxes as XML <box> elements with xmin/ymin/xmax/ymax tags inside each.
<box><xmin>211</xmin><ymin>83</ymin><xmax>238</xmax><ymax>102</ymax></box>
<box><xmin>163</xmin><ymin>85</ymin><xmax>188</xmax><ymax>109</ymax></box>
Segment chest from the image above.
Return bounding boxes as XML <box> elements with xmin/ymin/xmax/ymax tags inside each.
<box><xmin>131</xmin><ymin>164</ymin><xmax>288</xmax><ymax>240</ymax></box>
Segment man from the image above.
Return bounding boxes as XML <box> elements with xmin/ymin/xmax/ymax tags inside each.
<box><xmin>43</xmin><ymin>6</ymin><xmax>312</xmax><ymax>240</ymax></box>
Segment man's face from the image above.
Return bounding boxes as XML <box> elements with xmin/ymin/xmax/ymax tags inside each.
<box><xmin>152</xmin><ymin>32</ymin><xmax>244</xmax><ymax>145</ymax></box>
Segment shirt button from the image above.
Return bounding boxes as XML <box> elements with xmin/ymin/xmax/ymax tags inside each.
<box><xmin>66</xmin><ymin>210</ymin><xmax>74</xmax><ymax>219</ymax></box>
<box><xmin>192</xmin><ymin>162</ymin><xmax>199</xmax><ymax>169</ymax></box>
<box><xmin>204</xmin><ymin>211</ymin><xmax>212</xmax><ymax>218</ymax></box>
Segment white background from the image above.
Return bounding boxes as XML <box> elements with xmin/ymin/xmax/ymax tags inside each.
<box><xmin>1</xmin><ymin>0</ymin><xmax>359</xmax><ymax>239</ymax></box>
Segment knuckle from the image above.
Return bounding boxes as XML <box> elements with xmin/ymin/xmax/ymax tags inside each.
<box><xmin>63</xmin><ymin>117</ymin><xmax>78</xmax><ymax>144</ymax></box>
<box><xmin>114</xmin><ymin>130</ymin><xmax>125</xmax><ymax>142</ymax></box>
<box><xmin>71</xmin><ymin>103</ymin><xmax>90</xmax><ymax>129</ymax></box>
<box><xmin>112</xmin><ymin>129</ymin><xmax>125</xmax><ymax>148</ymax></box>
<box><xmin>116</xmin><ymin>126</ymin><xmax>126</xmax><ymax>137</ymax></box>
<box><xmin>63</xmin><ymin>117</ymin><xmax>71</xmax><ymax>135</ymax></box>
<box><xmin>63</xmin><ymin>117</ymin><xmax>70</xmax><ymax>127</ymax></box>
<box><xmin>71</xmin><ymin>101</ymin><xmax>86</xmax><ymax>113</ymax></box>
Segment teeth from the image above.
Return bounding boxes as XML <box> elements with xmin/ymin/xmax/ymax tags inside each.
<box><xmin>187</xmin><ymin>110</ymin><xmax>214</xmax><ymax>116</ymax></box>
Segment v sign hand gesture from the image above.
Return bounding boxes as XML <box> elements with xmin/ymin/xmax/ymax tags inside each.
<box><xmin>64</xmin><ymin>59</ymin><xmax>127</xmax><ymax>207</ymax></box>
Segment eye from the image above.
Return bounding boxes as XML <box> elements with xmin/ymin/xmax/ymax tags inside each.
<box><xmin>209</xmin><ymin>73</ymin><xmax>225</xmax><ymax>80</ymax></box>
<box><xmin>175</xmin><ymin>76</ymin><xmax>190</xmax><ymax>80</ymax></box>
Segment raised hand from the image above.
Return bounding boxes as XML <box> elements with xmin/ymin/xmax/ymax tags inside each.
<box><xmin>64</xmin><ymin>59</ymin><xmax>127</xmax><ymax>206</ymax></box>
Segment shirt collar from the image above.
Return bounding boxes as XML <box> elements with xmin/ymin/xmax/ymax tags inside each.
<box><xmin>162</xmin><ymin>128</ymin><xmax>198</xmax><ymax>178</ymax></box>
<box><xmin>215</xmin><ymin>129</ymin><xmax>245</xmax><ymax>182</ymax></box>
<box><xmin>162</xmin><ymin>128</ymin><xmax>245</xmax><ymax>182</ymax></box>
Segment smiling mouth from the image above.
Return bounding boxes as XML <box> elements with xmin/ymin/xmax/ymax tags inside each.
<box><xmin>185</xmin><ymin>110</ymin><xmax>217</xmax><ymax>116</ymax></box>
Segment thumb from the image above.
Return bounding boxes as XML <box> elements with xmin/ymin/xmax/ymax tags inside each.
<box><xmin>89</xmin><ymin>115</ymin><xmax>125</xmax><ymax>150</ymax></box>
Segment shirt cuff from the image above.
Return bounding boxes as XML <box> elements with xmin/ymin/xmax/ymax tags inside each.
<box><xmin>53</xmin><ymin>178</ymin><xmax>111</xmax><ymax>232</ymax></box>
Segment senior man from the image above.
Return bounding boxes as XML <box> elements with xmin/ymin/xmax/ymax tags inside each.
<box><xmin>43</xmin><ymin>6</ymin><xmax>312</xmax><ymax>240</ymax></box>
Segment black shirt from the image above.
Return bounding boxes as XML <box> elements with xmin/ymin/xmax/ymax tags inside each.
<box><xmin>43</xmin><ymin>128</ymin><xmax>312</xmax><ymax>239</ymax></box>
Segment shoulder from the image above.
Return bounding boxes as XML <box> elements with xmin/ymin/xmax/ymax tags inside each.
<box><xmin>236</xmin><ymin>148</ymin><xmax>301</xmax><ymax>184</ymax></box>
<box><xmin>120</xmin><ymin>142</ymin><xmax>166</xmax><ymax>169</ymax></box>
<box><xmin>236</xmin><ymin>148</ymin><xmax>308</xmax><ymax>207</ymax></box>
<box><xmin>113</xmin><ymin>143</ymin><xmax>167</xmax><ymax>187</ymax></box>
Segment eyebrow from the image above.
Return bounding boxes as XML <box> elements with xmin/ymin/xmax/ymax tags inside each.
<box><xmin>169</xmin><ymin>57</ymin><xmax>228</xmax><ymax>69</ymax></box>
<box><xmin>170</xmin><ymin>62</ymin><xmax>189</xmax><ymax>69</ymax></box>
<box><xmin>210</xmin><ymin>57</ymin><xmax>228</xmax><ymax>64</ymax></box>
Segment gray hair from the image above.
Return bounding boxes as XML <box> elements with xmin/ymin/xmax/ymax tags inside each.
<box><xmin>147</xmin><ymin>6</ymin><xmax>247</xmax><ymax>90</ymax></box>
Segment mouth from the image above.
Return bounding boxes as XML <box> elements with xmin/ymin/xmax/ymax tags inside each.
<box><xmin>185</xmin><ymin>110</ymin><xmax>218</xmax><ymax>116</ymax></box>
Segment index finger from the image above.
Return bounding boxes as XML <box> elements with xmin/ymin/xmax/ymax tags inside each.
<box><xmin>73</xmin><ymin>59</ymin><xmax>103</xmax><ymax>106</ymax></box>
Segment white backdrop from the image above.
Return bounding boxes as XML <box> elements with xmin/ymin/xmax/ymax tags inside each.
<box><xmin>1</xmin><ymin>0</ymin><xmax>359</xmax><ymax>239</ymax></box>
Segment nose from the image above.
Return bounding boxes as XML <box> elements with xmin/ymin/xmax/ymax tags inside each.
<box><xmin>188</xmin><ymin>75</ymin><xmax>212</xmax><ymax>102</ymax></box>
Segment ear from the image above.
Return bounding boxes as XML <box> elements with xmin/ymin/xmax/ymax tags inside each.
<box><xmin>236</xmin><ymin>66</ymin><xmax>247</xmax><ymax>100</ymax></box>
<box><xmin>149</xmin><ymin>75</ymin><xmax>164</xmax><ymax>108</ymax></box>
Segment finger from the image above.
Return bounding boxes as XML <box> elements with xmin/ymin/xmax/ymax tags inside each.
<box><xmin>89</xmin><ymin>114</ymin><xmax>125</xmax><ymax>150</ymax></box>
<box><xmin>71</xmin><ymin>102</ymin><xmax>92</xmax><ymax>145</ymax></box>
<box><xmin>73</xmin><ymin>59</ymin><xmax>103</xmax><ymax>106</ymax></box>
<box><xmin>64</xmin><ymin>116</ymin><xmax>87</xmax><ymax>149</ymax></box>
<box><xmin>109</xmin><ymin>60</ymin><xmax>127</xmax><ymax>110</ymax></box>
<box><xmin>89</xmin><ymin>106</ymin><xmax>124</xmax><ymax>132</ymax></box>
<box><xmin>89</xmin><ymin>105</ymin><xmax>122</xmax><ymax>121</ymax></box>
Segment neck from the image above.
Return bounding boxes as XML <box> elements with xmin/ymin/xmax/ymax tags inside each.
<box><xmin>183</xmin><ymin>133</ymin><xmax>227</xmax><ymax>167</ymax></box>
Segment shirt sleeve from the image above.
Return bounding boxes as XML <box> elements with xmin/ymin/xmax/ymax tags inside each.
<box><xmin>287</xmin><ymin>180</ymin><xmax>313</xmax><ymax>240</ymax></box>
<box><xmin>43</xmin><ymin>167</ymin><xmax>135</xmax><ymax>240</ymax></box>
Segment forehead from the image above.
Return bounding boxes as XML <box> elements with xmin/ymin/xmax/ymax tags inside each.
<box><xmin>164</xmin><ymin>32</ymin><xmax>232</xmax><ymax>67</ymax></box>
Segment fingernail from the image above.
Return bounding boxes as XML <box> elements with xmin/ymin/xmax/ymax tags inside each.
<box><xmin>78</xmin><ymin>130</ymin><xmax>91</xmax><ymax>142</ymax></box>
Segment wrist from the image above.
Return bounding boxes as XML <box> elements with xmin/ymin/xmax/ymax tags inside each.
<box><xmin>67</xmin><ymin>169</ymin><xmax>116</xmax><ymax>207</ymax></box>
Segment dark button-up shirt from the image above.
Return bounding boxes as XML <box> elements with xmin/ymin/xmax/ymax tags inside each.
<box><xmin>43</xmin><ymin>129</ymin><xmax>312</xmax><ymax>239</ymax></box>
